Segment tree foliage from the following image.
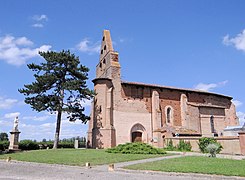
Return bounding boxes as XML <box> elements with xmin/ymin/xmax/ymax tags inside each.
<box><xmin>19</xmin><ymin>50</ymin><xmax>93</xmax><ymax>148</ymax></box>
<box><xmin>0</xmin><ymin>132</ymin><xmax>8</xmax><ymax>141</ymax></box>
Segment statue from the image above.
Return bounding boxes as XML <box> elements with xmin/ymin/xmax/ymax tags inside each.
<box><xmin>9</xmin><ymin>116</ymin><xmax>21</xmax><ymax>151</ymax></box>
<box><xmin>13</xmin><ymin>116</ymin><xmax>19</xmax><ymax>131</ymax></box>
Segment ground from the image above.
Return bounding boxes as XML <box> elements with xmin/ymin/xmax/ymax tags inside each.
<box><xmin>0</xmin><ymin>152</ymin><xmax>244</xmax><ymax>180</ymax></box>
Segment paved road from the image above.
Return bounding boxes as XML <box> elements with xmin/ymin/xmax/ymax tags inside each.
<box><xmin>0</xmin><ymin>154</ymin><xmax>244</xmax><ymax>180</ymax></box>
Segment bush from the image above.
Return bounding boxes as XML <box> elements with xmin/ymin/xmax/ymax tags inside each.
<box><xmin>39</xmin><ymin>141</ymin><xmax>74</xmax><ymax>149</ymax></box>
<box><xmin>0</xmin><ymin>141</ymin><xmax>9</xmax><ymax>151</ymax></box>
<box><xmin>106</xmin><ymin>142</ymin><xmax>166</xmax><ymax>154</ymax></box>
<box><xmin>177</xmin><ymin>140</ymin><xmax>192</xmax><ymax>152</ymax></box>
<box><xmin>165</xmin><ymin>139</ymin><xmax>176</xmax><ymax>151</ymax></box>
<box><xmin>19</xmin><ymin>140</ymin><xmax>39</xmax><ymax>150</ymax></box>
<box><xmin>198</xmin><ymin>137</ymin><xmax>222</xmax><ymax>153</ymax></box>
<box><xmin>38</xmin><ymin>141</ymin><xmax>53</xmax><ymax>149</ymax></box>
<box><xmin>58</xmin><ymin>142</ymin><xmax>74</xmax><ymax>148</ymax></box>
<box><xmin>164</xmin><ymin>139</ymin><xmax>192</xmax><ymax>152</ymax></box>
<box><xmin>206</xmin><ymin>143</ymin><xmax>219</xmax><ymax>157</ymax></box>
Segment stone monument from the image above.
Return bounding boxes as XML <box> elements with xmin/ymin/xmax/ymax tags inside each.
<box><xmin>9</xmin><ymin>116</ymin><xmax>21</xmax><ymax>151</ymax></box>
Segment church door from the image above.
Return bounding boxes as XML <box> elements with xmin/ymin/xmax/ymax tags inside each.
<box><xmin>132</xmin><ymin>132</ymin><xmax>142</xmax><ymax>142</ymax></box>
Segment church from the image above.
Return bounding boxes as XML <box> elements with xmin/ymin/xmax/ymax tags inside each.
<box><xmin>87</xmin><ymin>30</ymin><xmax>239</xmax><ymax>149</ymax></box>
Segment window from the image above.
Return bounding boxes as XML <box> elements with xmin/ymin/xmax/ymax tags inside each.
<box><xmin>102</xmin><ymin>36</ymin><xmax>105</xmax><ymax>41</ymax></box>
<box><xmin>104</xmin><ymin>45</ymin><xmax>106</xmax><ymax>50</ymax></box>
<box><xmin>210</xmin><ymin>115</ymin><xmax>215</xmax><ymax>133</ymax></box>
<box><xmin>101</xmin><ymin>50</ymin><xmax>103</xmax><ymax>54</ymax></box>
<box><xmin>167</xmin><ymin>107</ymin><xmax>171</xmax><ymax>123</ymax></box>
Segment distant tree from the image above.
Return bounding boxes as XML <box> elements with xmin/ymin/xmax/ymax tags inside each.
<box><xmin>19</xmin><ymin>50</ymin><xmax>93</xmax><ymax>149</ymax></box>
<box><xmin>0</xmin><ymin>132</ymin><xmax>8</xmax><ymax>141</ymax></box>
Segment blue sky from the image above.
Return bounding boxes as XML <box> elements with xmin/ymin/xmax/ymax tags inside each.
<box><xmin>0</xmin><ymin>0</ymin><xmax>245</xmax><ymax>141</ymax></box>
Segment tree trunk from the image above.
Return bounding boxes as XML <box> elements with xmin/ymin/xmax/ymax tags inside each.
<box><xmin>53</xmin><ymin>89</ymin><xmax>64</xmax><ymax>149</ymax></box>
<box><xmin>53</xmin><ymin>110</ymin><xmax>62</xmax><ymax>149</ymax></box>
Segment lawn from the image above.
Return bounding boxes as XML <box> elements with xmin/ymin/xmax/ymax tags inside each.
<box><xmin>125</xmin><ymin>156</ymin><xmax>245</xmax><ymax>177</ymax></box>
<box><xmin>0</xmin><ymin>149</ymin><xmax>164</xmax><ymax>166</ymax></box>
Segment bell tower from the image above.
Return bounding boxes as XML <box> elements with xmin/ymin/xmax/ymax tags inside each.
<box><xmin>96</xmin><ymin>30</ymin><xmax>120</xmax><ymax>80</ymax></box>
<box><xmin>87</xmin><ymin>30</ymin><xmax>118</xmax><ymax>148</ymax></box>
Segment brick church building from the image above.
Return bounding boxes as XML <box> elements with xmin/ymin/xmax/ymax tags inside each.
<box><xmin>87</xmin><ymin>30</ymin><xmax>239</xmax><ymax>149</ymax></box>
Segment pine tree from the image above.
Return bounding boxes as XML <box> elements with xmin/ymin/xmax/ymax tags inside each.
<box><xmin>19</xmin><ymin>50</ymin><xmax>93</xmax><ymax>149</ymax></box>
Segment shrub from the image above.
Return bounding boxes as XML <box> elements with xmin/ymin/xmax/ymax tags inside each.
<box><xmin>0</xmin><ymin>141</ymin><xmax>9</xmax><ymax>151</ymax></box>
<box><xmin>39</xmin><ymin>141</ymin><xmax>75</xmax><ymax>149</ymax></box>
<box><xmin>164</xmin><ymin>139</ymin><xmax>192</xmax><ymax>152</ymax></box>
<box><xmin>177</xmin><ymin>140</ymin><xmax>192</xmax><ymax>152</ymax></box>
<box><xmin>58</xmin><ymin>142</ymin><xmax>74</xmax><ymax>148</ymax></box>
<box><xmin>42</xmin><ymin>141</ymin><xmax>54</xmax><ymax>149</ymax></box>
<box><xmin>206</xmin><ymin>143</ymin><xmax>219</xmax><ymax>157</ymax></box>
<box><xmin>198</xmin><ymin>137</ymin><xmax>222</xmax><ymax>153</ymax></box>
<box><xmin>106</xmin><ymin>142</ymin><xmax>166</xmax><ymax>154</ymax></box>
<box><xmin>19</xmin><ymin>140</ymin><xmax>39</xmax><ymax>150</ymax></box>
<box><xmin>165</xmin><ymin>139</ymin><xmax>176</xmax><ymax>151</ymax></box>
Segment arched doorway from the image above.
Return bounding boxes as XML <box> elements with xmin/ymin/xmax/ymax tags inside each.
<box><xmin>131</xmin><ymin>123</ymin><xmax>146</xmax><ymax>143</ymax></box>
<box><xmin>132</xmin><ymin>132</ymin><xmax>142</xmax><ymax>142</ymax></box>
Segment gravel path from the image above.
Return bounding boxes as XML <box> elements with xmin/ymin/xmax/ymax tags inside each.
<box><xmin>0</xmin><ymin>154</ymin><xmax>244</xmax><ymax>180</ymax></box>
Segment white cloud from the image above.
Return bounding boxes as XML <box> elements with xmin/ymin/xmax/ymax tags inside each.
<box><xmin>194</xmin><ymin>80</ymin><xmax>228</xmax><ymax>91</ymax></box>
<box><xmin>0</xmin><ymin>35</ymin><xmax>51</xmax><ymax>66</ymax></box>
<box><xmin>223</xmin><ymin>29</ymin><xmax>245</xmax><ymax>52</ymax></box>
<box><xmin>15</xmin><ymin>37</ymin><xmax>33</xmax><ymax>46</ymax></box>
<box><xmin>17</xmin><ymin>118</ymin><xmax>87</xmax><ymax>140</ymax></box>
<box><xmin>77</xmin><ymin>39</ymin><xmax>100</xmax><ymax>54</ymax></box>
<box><xmin>31</xmin><ymin>14</ymin><xmax>48</xmax><ymax>28</ymax></box>
<box><xmin>22</xmin><ymin>115</ymin><xmax>50</xmax><ymax>121</ymax></box>
<box><xmin>237</xmin><ymin>111</ymin><xmax>245</xmax><ymax>125</ymax></box>
<box><xmin>119</xmin><ymin>38</ymin><xmax>125</xmax><ymax>43</ymax></box>
<box><xmin>232</xmin><ymin>100</ymin><xmax>243</xmax><ymax>108</ymax></box>
<box><xmin>40</xmin><ymin>122</ymin><xmax>55</xmax><ymax>128</ymax></box>
<box><xmin>32</xmin><ymin>23</ymin><xmax>44</xmax><ymax>28</ymax></box>
<box><xmin>4</xmin><ymin>112</ymin><xmax>20</xmax><ymax>119</ymax></box>
<box><xmin>81</xmin><ymin>99</ymin><xmax>92</xmax><ymax>107</ymax></box>
<box><xmin>0</xmin><ymin>119</ymin><xmax>12</xmax><ymax>128</ymax></box>
<box><xmin>0</xmin><ymin>97</ymin><xmax>18</xmax><ymax>109</ymax></box>
<box><xmin>32</xmin><ymin>14</ymin><xmax>48</xmax><ymax>21</ymax></box>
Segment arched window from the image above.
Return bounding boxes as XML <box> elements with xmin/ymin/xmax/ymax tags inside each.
<box><xmin>210</xmin><ymin>115</ymin><xmax>215</xmax><ymax>133</ymax></box>
<box><xmin>167</xmin><ymin>107</ymin><xmax>171</xmax><ymax>123</ymax></box>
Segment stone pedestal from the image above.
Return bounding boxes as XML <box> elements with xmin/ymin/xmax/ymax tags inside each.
<box><xmin>238</xmin><ymin>131</ymin><xmax>245</xmax><ymax>155</ymax></box>
<box><xmin>9</xmin><ymin>131</ymin><xmax>21</xmax><ymax>151</ymax></box>
<box><xmin>74</xmin><ymin>140</ymin><xmax>79</xmax><ymax>149</ymax></box>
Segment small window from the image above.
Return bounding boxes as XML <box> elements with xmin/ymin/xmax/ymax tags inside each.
<box><xmin>102</xmin><ymin>36</ymin><xmax>105</xmax><ymax>41</ymax></box>
<box><xmin>101</xmin><ymin>50</ymin><xmax>103</xmax><ymax>54</ymax></box>
<box><xmin>104</xmin><ymin>45</ymin><xmax>106</xmax><ymax>50</ymax></box>
<box><xmin>103</xmin><ymin>59</ymin><xmax>105</xmax><ymax>64</ymax></box>
<box><xmin>99</xmin><ymin>63</ymin><xmax>102</xmax><ymax>68</ymax></box>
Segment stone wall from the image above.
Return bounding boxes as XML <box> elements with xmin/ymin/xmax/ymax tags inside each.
<box><xmin>165</xmin><ymin>136</ymin><xmax>241</xmax><ymax>155</ymax></box>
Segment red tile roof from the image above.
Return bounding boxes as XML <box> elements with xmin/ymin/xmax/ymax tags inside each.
<box><xmin>121</xmin><ymin>81</ymin><xmax>232</xmax><ymax>99</ymax></box>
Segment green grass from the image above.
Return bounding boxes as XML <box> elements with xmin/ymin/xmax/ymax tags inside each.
<box><xmin>125</xmin><ymin>156</ymin><xmax>245</xmax><ymax>177</ymax></box>
<box><xmin>0</xmin><ymin>149</ymin><xmax>165</xmax><ymax>166</ymax></box>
